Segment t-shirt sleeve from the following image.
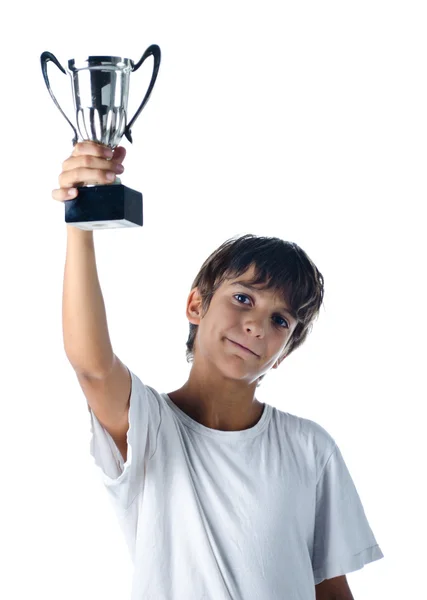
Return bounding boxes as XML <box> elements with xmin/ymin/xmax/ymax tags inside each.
<box><xmin>312</xmin><ymin>443</ymin><xmax>384</xmax><ymax>584</ymax></box>
<box><xmin>87</xmin><ymin>369</ymin><xmax>161</xmax><ymax>511</ymax></box>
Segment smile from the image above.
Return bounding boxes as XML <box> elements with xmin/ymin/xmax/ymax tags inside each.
<box><xmin>226</xmin><ymin>338</ymin><xmax>258</xmax><ymax>357</ymax></box>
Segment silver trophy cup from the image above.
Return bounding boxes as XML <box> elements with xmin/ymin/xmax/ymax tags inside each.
<box><xmin>40</xmin><ymin>45</ymin><xmax>161</xmax><ymax>230</ymax></box>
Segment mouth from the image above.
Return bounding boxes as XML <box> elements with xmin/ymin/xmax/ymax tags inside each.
<box><xmin>226</xmin><ymin>338</ymin><xmax>259</xmax><ymax>357</ymax></box>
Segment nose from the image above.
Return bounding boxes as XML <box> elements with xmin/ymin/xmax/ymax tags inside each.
<box><xmin>245</xmin><ymin>322</ymin><xmax>265</xmax><ymax>336</ymax></box>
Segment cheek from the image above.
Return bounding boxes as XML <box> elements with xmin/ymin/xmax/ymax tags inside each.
<box><xmin>216</xmin><ymin>303</ymin><xmax>237</xmax><ymax>323</ymax></box>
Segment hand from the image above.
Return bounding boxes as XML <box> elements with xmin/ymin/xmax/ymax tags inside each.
<box><xmin>51</xmin><ymin>141</ymin><xmax>126</xmax><ymax>202</ymax></box>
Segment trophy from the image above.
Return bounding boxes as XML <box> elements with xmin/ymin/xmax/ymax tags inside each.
<box><xmin>40</xmin><ymin>45</ymin><xmax>161</xmax><ymax>230</ymax></box>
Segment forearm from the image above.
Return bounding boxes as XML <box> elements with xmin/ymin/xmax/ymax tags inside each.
<box><xmin>62</xmin><ymin>225</ymin><xmax>114</xmax><ymax>376</ymax></box>
<box><xmin>315</xmin><ymin>576</ymin><xmax>354</xmax><ymax>600</ymax></box>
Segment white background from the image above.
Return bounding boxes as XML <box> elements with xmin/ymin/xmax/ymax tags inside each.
<box><xmin>1</xmin><ymin>1</ymin><xmax>425</xmax><ymax>598</ymax></box>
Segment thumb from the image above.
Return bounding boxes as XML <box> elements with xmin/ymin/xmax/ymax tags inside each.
<box><xmin>112</xmin><ymin>145</ymin><xmax>126</xmax><ymax>164</ymax></box>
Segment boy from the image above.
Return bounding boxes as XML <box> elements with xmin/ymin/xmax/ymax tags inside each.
<box><xmin>55</xmin><ymin>141</ymin><xmax>384</xmax><ymax>599</ymax></box>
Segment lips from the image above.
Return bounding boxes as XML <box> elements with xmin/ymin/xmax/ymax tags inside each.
<box><xmin>228</xmin><ymin>338</ymin><xmax>259</xmax><ymax>357</ymax></box>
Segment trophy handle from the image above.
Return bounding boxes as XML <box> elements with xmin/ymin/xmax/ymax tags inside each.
<box><xmin>40</xmin><ymin>51</ymin><xmax>79</xmax><ymax>146</ymax></box>
<box><xmin>124</xmin><ymin>44</ymin><xmax>161</xmax><ymax>144</ymax></box>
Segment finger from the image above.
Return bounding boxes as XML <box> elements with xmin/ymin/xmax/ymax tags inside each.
<box><xmin>52</xmin><ymin>186</ymin><xmax>79</xmax><ymax>202</ymax></box>
<box><xmin>112</xmin><ymin>145</ymin><xmax>126</xmax><ymax>164</ymax></box>
<box><xmin>58</xmin><ymin>166</ymin><xmax>118</xmax><ymax>189</ymax></box>
<box><xmin>65</xmin><ymin>144</ymin><xmax>125</xmax><ymax>171</ymax></box>
<box><xmin>71</xmin><ymin>141</ymin><xmax>114</xmax><ymax>158</ymax></box>
<box><xmin>61</xmin><ymin>153</ymin><xmax>122</xmax><ymax>173</ymax></box>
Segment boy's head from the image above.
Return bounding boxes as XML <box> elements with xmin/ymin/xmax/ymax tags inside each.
<box><xmin>184</xmin><ymin>234</ymin><xmax>325</xmax><ymax>388</ymax></box>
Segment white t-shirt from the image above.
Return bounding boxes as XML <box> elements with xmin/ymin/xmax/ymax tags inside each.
<box><xmin>88</xmin><ymin>369</ymin><xmax>384</xmax><ymax>600</ymax></box>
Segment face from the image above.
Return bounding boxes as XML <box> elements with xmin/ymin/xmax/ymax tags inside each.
<box><xmin>186</xmin><ymin>265</ymin><xmax>298</xmax><ymax>382</ymax></box>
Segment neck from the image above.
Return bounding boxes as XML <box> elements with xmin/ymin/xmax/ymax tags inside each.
<box><xmin>167</xmin><ymin>368</ymin><xmax>263</xmax><ymax>432</ymax></box>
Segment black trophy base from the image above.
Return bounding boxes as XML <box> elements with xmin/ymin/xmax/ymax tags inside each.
<box><xmin>65</xmin><ymin>183</ymin><xmax>143</xmax><ymax>230</ymax></box>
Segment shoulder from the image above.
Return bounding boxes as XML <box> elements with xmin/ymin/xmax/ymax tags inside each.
<box><xmin>275</xmin><ymin>407</ymin><xmax>336</xmax><ymax>449</ymax></box>
<box><xmin>273</xmin><ymin>408</ymin><xmax>337</xmax><ymax>476</ymax></box>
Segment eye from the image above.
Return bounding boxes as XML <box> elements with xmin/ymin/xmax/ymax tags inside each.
<box><xmin>233</xmin><ymin>293</ymin><xmax>289</xmax><ymax>329</ymax></box>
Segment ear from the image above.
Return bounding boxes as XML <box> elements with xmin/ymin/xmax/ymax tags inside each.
<box><xmin>186</xmin><ymin>287</ymin><xmax>203</xmax><ymax>326</ymax></box>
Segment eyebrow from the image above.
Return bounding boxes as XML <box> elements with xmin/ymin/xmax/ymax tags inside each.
<box><xmin>229</xmin><ymin>281</ymin><xmax>297</xmax><ymax>322</ymax></box>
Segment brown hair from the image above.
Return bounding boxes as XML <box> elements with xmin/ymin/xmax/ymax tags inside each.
<box><xmin>185</xmin><ymin>234</ymin><xmax>325</xmax><ymax>387</ymax></box>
